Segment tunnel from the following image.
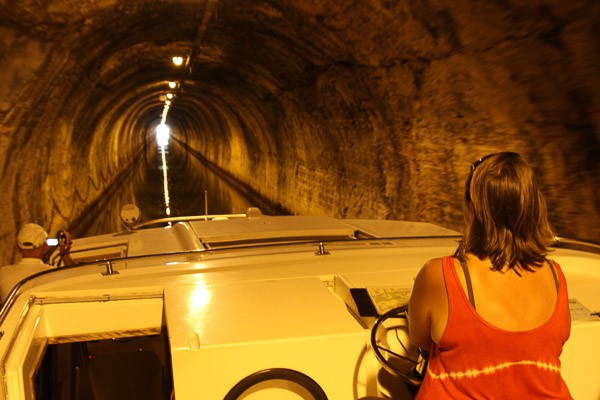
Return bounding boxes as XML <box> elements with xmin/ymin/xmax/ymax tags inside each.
<box><xmin>1</xmin><ymin>0</ymin><xmax>599</xmax><ymax>266</ymax></box>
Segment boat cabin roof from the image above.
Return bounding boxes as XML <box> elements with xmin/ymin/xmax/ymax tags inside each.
<box><xmin>68</xmin><ymin>215</ymin><xmax>461</xmax><ymax>262</ymax></box>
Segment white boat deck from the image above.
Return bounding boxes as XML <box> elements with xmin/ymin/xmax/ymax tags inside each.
<box><xmin>0</xmin><ymin>215</ymin><xmax>598</xmax><ymax>399</ymax></box>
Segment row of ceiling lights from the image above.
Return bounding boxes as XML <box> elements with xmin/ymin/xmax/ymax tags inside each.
<box><xmin>154</xmin><ymin>55</ymin><xmax>188</xmax><ymax>216</ymax></box>
<box><xmin>160</xmin><ymin>56</ymin><xmax>186</xmax><ymax>124</ymax></box>
<box><xmin>156</xmin><ymin>55</ymin><xmax>187</xmax><ymax>145</ymax></box>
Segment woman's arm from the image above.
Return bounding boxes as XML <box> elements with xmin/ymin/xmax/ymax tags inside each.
<box><xmin>408</xmin><ymin>258</ymin><xmax>446</xmax><ymax>349</ymax></box>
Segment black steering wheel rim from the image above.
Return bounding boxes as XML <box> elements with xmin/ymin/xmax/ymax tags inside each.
<box><xmin>370</xmin><ymin>305</ymin><xmax>427</xmax><ymax>388</ymax></box>
<box><xmin>223</xmin><ymin>368</ymin><xmax>328</xmax><ymax>400</ymax></box>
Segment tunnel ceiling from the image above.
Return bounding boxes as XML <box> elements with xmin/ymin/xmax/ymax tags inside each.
<box><xmin>5</xmin><ymin>0</ymin><xmax>597</xmax><ymax>146</ymax></box>
<box><xmin>5</xmin><ymin>1</ymin><xmax>345</xmax><ymax>137</ymax></box>
<box><xmin>3</xmin><ymin>0</ymin><xmax>480</xmax><ymax>141</ymax></box>
<box><xmin>1</xmin><ymin>0</ymin><xmax>599</xmax><ymax>266</ymax></box>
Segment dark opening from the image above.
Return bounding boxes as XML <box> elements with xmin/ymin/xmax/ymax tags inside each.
<box><xmin>35</xmin><ymin>330</ymin><xmax>173</xmax><ymax>400</ymax></box>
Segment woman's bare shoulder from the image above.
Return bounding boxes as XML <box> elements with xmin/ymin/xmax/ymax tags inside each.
<box><xmin>417</xmin><ymin>257</ymin><xmax>445</xmax><ymax>284</ymax></box>
<box><xmin>411</xmin><ymin>257</ymin><xmax>448</xmax><ymax>306</ymax></box>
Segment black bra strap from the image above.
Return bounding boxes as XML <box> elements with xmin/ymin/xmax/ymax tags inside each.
<box><xmin>548</xmin><ymin>260</ymin><xmax>559</xmax><ymax>292</ymax></box>
<box><xmin>460</xmin><ymin>259</ymin><xmax>476</xmax><ymax>310</ymax></box>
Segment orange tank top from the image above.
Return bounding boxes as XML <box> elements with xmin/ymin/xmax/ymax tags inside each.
<box><xmin>416</xmin><ymin>256</ymin><xmax>572</xmax><ymax>399</ymax></box>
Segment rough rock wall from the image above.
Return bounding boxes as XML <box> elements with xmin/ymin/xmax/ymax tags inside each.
<box><xmin>0</xmin><ymin>0</ymin><xmax>150</xmax><ymax>265</ymax></box>
<box><xmin>182</xmin><ymin>0</ymin><xmax>599</xmax><ymax>240</ymax></box>
<box><xmin>0</xmin><ymin>0</ymin><xmax>598</xmax><ymax>266</ymax></box>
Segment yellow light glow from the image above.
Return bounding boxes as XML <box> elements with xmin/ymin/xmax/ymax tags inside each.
<box><xmin>172</xmin><ymin>56</ymin><xmax>184</xmax><ymax>66</ymax></box>
<box><xmin>168</xmin><ymin>81</ymin><xmax>177</xmax><ymax>89</ymax></box>
<box><xmin>166</xmin><ymin>93</ymin><xmax>174</xmax><ymax>99</ymax></box>
<box><xmin>165</xmin><ymin>100</ymin><xmax>171</xmax><ymax>105</ymax></box>
<box><xmin>189</xmin><ymin>284</ymin><xmax>212</xmax><ymax>312</ymax></box>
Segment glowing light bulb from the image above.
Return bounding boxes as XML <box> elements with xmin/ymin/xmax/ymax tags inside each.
<box><xmin>168</xmin><ymin>81</ymin><xmax>177</xmax><ymax>89</ymax></box>
<box><xmin>166</xmin><ymin>93</ymin><xmax>174</xmax><ymax>99</ymax></box>
<box><xmin>172</xmin><ymin>56</ymin><xmax>184</xmax><ymax>66</ymax></box>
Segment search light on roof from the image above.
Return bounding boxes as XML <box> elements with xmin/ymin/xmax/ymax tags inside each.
<box><xmin>156</xmin><ymin>123</ymin><xmax>170</xmax><ymax>147</ymax></box>
<box><xmin>172</xmin><ymin>56</ymin><xmax>184</xmax><ymax>66</ymax></box>
<box><xmin>120</xmin><ymin>204</ymin><xmax>141</xmax><ymax>230</ymax></box>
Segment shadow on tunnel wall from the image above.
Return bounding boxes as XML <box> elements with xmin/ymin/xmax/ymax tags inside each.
<box><xmin>70</xmin><ymin>140</ymin><xmax>290</xmax><ymax>238</ymax></box>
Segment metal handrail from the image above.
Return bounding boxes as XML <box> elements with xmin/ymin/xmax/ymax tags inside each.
<box><xmin>1</xmin><ymin>234</ymin><xmax>597</xmax><ymax>328</ymax></box>
<box><xmin>553</xmin><ymin>236</ymin><xmax>600</xmax><ymax>255</ymax></box>
<box><xmin>0</xmin><ymin>233</ymin><xmax>461</xmax><ymax>325</ymax></box>
<box><xmin>135</xmin><ymin>213</ymin><xmax>248</xmax><ymax>229</ymax></box>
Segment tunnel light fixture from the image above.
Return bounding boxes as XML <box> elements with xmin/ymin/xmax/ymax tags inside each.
<box><xmin>166</xmin><ymin>93</ymin><xmax>174</xmax><ymax>99</ymax></box>
<box><xmin>168</xmin><ymin>81</ymin><xmax>177</xmax><ymax>89</ymax></box>
<box><xmin>165</xmin><ymin>100</ymin><xmax>171</xmax><ymax>105</ymax></box>
<box><xmin>172</xmin><ymin>56</ymin><xmax>184</xmax><ymax>66</ymax></box>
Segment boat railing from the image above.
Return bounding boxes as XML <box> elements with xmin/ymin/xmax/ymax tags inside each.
<box><xmin>134</xmin><ymin>213</ymin><xmax>249</xmax><ymax>230</ymax></box>
<box><xmin>1</xmin><ymin>234</ymin><xmax>597</xmax><ymax>329</ymax></box>
<box><xmin>553</xmin><ymin>236</ymin><xmax>600</xmax><ymax>255</ymax></box>
<box><xmin>0</xmin><ymin>233</ymin><xmax>462</xmax><ymax>325</ymax></box>
<box><xmin>67</xmin><ymin>233</ymin><xmax>461</xmax><ymax>267</ymax></box>
<box><xmin>130</xmin><ymin>206</ymin><xmax>264</xmax><ymax>230</ymax></box>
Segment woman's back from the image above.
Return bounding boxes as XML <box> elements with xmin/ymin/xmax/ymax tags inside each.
<box><xmin>415</xmin><ymin>256</ymin><xmax>572</xmax><ymax>399</ymax></box>
<box><xmin>454</xmin><ymin>254</ymin><xmax>559</xmax><ymax>332</ymax></box>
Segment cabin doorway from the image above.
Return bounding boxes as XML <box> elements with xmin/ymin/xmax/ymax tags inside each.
<box><xmin>34</xmin><ymin>330</ymin><xmax>173</xmax><ymax>400</ymax></box>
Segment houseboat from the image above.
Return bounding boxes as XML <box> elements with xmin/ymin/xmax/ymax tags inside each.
<box><xmin>0</xmin><ymin>207</ymin><xmax>598</xmax><ymax>399</ymax></box>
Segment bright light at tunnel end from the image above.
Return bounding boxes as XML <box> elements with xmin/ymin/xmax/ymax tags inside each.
<box><xmin>156</xmin><ymin>123</ymin><xmax>170</xmax><ymax>147</ymax></box>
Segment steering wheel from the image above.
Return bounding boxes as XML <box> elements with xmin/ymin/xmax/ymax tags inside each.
<box><xmin>370</xmin><ymin>305</ymin><xmax>428</xmax><ymax>389</ymax></box>
<box><xmin>223</xmin><ymin>368</ymin><xmax>328</xmax><ymax>400</ymax></box>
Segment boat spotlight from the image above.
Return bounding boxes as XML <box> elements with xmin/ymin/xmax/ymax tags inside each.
<box><xmin>120</xmin><ymin>204</ymin><xmax>141</xmax><ymax>230</ymax></box>
<box><xmin>156</xmin><ymin>123</ymin><xmax>170</xmax><ymax>147</ymax></box>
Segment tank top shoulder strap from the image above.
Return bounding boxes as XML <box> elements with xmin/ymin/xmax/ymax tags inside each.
<box><xmin>442</xmin><ymin>256</ymin><xmax>473</xmax><ymax>307</ymax></box>
<box><xmin>545</xmin><ymin>259</ymin><xmax>571</xmax><ymax>335</ymax></box>
<box><xmin>459</xmin><ymin>258</ymin><xmax>476</xmax><ymax>309</ymax></box>
<box><xmin>547</xmin><ymin>259</ymin><xmax>559</xmax><ymax>292</ymax></box>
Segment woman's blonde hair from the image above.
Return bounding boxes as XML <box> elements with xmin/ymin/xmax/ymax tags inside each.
<box><xmin>455</xmin><ymin>152</ymin><xmax>555</xmax><ymax>272</ymax></box>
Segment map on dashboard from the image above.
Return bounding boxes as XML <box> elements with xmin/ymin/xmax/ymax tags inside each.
<box><xmin>366</xmin><ymin>286</ymin><xmax>413</xmax><ymax>315</ymax></box>
<box><xmin>569</xmin><ymin>298</ymin><xmax>600</xmax><ymax>322</ymax></box>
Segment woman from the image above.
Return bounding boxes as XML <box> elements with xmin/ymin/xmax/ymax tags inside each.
<box><xmin>408</xmin><ymin>152</ymin><xmax>572</xmax><ymax>399</ymax></box>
